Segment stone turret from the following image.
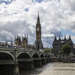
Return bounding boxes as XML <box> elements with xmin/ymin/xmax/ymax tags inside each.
<box><xmin>22</xmin><ymin>35</ymin><xmax>28</xmax><ymax>48</ymax></box>
<box><xmin>15</xmin><ymin>36</ymin><xmax>21</xmax><ymax>47</ymax></box>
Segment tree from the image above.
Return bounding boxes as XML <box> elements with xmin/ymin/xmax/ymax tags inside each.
<box><xmin>61</xmin><ymin>44</ymin><xmax>71</xmax><ymax>56</ymax></box>
<box><xmin>51</xmin><ymin>48</ymin><xmax>54</xmax><ymax>53</ymax></box>
<box><xmin>44</xmin><ymin>48</ymin><xmax>51</xmax><ymax>53</ymax></box>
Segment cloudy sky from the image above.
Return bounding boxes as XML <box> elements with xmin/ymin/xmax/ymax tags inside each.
<box><xmin>0</xmin><ymin>0</ymin><xmax>75</xmax><ymax>47</ymax></box>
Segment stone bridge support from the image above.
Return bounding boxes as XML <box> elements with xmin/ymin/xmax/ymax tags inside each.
<box><xmin>40</xmin><ymin>54</ymin><xmax>45</xmax><ymax>65</ymax></box>
<box><xmin>44</xmin><ymin>54</ymin><xmax>50</xmax><ymax>64</ymax></box>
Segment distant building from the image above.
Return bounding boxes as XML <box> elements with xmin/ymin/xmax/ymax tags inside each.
<box><xmin>0</xmin><ymin>41</ymin><xmax>14</xmax><ymax>47</ymax></box>
<box><xmin>15</xmin><ymin>36</ymin><xmax>21</xmax><ymax>47</ymax></box>
<box><xmin>53</xmin><ymin>36</ymin><xmax>73</xmax><ymax>55</ymax></box>
<box><xmin>22</xmin><ymin>36</ymin><xmax>28</xmax><ymax>48</ymax></box>
<box><xmin>27</xmin><ymin>44</ymin><xmax>35</xmax><ymax>49</ymax></box>
<box><xmin>0</xmin><ymin>42</ymin><xmax>8</xmax><ymax>47</ymax></box>
<box><xmin>15</xmin><ymin>35</ymin><xmax>28</xmax><ymax>48</ymax></box>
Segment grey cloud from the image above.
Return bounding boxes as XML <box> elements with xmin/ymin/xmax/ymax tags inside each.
<box><xmin>0</xmin><ymin>20</ymin><xmax>35</xmax><ymax>42</ymax></box>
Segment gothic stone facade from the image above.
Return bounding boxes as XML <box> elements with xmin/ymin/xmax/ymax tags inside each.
<box><xmin>53</xmin><ymin>36</ymin><xmax>73</xmax><ymax>55</ymax></box>
<box><xmin>15</xmin><ymin>35</ymin><xmax>28</xmax><ymax>48</ymax></box>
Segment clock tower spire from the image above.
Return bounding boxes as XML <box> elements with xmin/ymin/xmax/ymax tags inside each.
<box><xmin>36</xmin><ymin>13</ymin><xmax>41</xmax><ymax>41</ymax></box>
<box><xmin>35</xmin><ymin>13</ymin><xmax>43</xmax><ymax>50</ymax></box>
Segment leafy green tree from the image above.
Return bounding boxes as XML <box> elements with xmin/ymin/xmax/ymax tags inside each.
<box><xmin>44</xmin><ymin>49</ymin><xmax>51</xmax><ymax>53</ymax></box>
<box><xmin>61</xmin><ymin>44</ymin><xmax>71</xmax><ymax>56</ymax></box>
<box><xmin>50</xmin><ymin>48</ymin><xmax>54</xmax><ymax>53</ymax></box>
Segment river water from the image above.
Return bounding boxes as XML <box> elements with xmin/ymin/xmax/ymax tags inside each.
<box><xmin>21</xmin><ymin>63</ymin><xmax>75</xmax><ymax>75</ymax></box>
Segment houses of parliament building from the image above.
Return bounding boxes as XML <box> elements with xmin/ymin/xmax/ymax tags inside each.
<box><xmin>14</xmin><ymin>14</ymin><xmax>43</xmax><ymax>50</ymax></box>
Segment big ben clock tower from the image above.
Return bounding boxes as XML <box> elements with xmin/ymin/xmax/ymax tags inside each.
<box><xmin>35</xmin><ymin>13</ymin><xmax>43</xmax><ymax>50</ymax></box>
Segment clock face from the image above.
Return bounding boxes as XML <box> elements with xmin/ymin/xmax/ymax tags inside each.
<box><xmin>37</xmin><ymin>28</ymin><xmax>39</xmax><ymax>31</ymax></box>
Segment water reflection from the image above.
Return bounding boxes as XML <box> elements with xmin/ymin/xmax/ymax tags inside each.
<box><xmin>21</xmin><ymin>63</ymin><xmax>75</xmax><ymax>75</ymax></box>
<box><xmin>21</xmin><ymin>63</ymin><xmax>53</xmax><ymax>75</ymax></box>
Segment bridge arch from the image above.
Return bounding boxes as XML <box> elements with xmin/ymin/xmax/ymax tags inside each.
<box><xmin>17</xmin><ymin>52</ymin><xmax>33</xmax><ymax>71</ymax></box>
<box><xmin>0</xmin><ymin>51</ymin><xmax>15</xmax><ymax>75</ymax></box>
<box><xmin>17</xmin><ymin>53</ymin><xmax>31</xmax><ymax>59</ymax></box>
<box><xmin>32</xmin><ymin>53</ymin><xmax>40</xmax><ymax>58</ymax></box>
<box><xmin>40</xmin><ymin>54</ymin><xmax>44</xmax><ymax>57</ymax></box>
<box><xmin>32</xmin><ymin>53</ymin><xmax>41</xmax><ymax>67</ymax></box>
<box><xmin>0</xmin><ymin>51</ymin><xmax>14</xmax><ymax>61</ymax></box>
<box><xmin>17</xmin><ymin>52</ymin><xmax>31</xmax><ymax>58</ymax></box>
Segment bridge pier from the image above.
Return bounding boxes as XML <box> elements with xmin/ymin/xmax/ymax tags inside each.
<box><xmin>18</xmin><ymin>60</ymin><xmax>34</xmax><ymax>71</ymax></box>
<box><xmin>40</xmin><ymin>54</ymin><xmax>46</xmax><ymax>65</ymax></box>
<box><xmin>41</xmin><ymin>58</ymin><xmax>45</xmax><ymax>65</ymax></box>
<box><xmin>45</xmin><ymin>55</ymin><xmax>50</xmax><ymax>64</ymax></box>
<box><xmin>33</xmin><ymin>58</ymin><xmax>42</xmax><ymax>68</ymax></box>
<box><xmin>47</xmin><ymin>56</ymin><xmax>50</xmax><ymax>63</ymax></box>
<box><xmin>14</xmin><ymin>63</ymin><xmax>20</xmax><ymax>75</ymax></box>
<box><xmin>32</xmin><ymin>53</ymin><xmax>42</xmax><ymax>68</ymax></box>
<box><xmin>44</xmin><ymin>57</ymin><xmax>48</xmax><ymax>65</ymax></box>
<box><xmin>18</xmin><ymin>60</ymin><xmax>34</xmax><ymax>75</ymax></box>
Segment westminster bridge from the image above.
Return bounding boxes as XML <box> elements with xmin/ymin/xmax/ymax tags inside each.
<box><xmin>0</xmin><ymin>47</ymin><xmax>51</xmax><ymax>75</ymax></box>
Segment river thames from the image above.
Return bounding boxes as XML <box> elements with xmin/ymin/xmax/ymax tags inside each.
<box><xmin>21</xmin><ymin>63</ymin><xmax>75</xmax><ymax>75</ymax></box>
